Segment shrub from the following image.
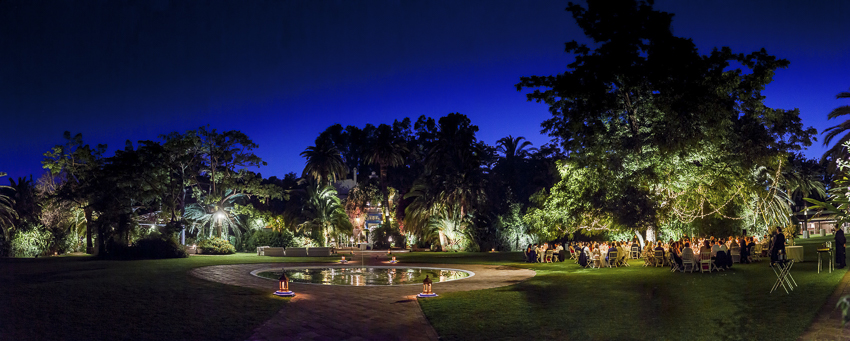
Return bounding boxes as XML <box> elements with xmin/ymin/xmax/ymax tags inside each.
<box><xmin>198</xmin><ymin>237</ymin><xmax>236</xmax><ymax>255</ymax></box>
<box><xmin>101</xmin><ymin>233</ymin><xmax>188</xmax><ymax>259</ymax></box>
<box><xmin>246</xmin><ymin>229</ymin><xmax>295</xmax><ymax>250</ymax></box>
<box><xmin>10</xmin><ymin>225</ymin><xmax>51</xmax><ymax>257</ymax></box>
<box><xmin>132</xmin><ymin>237</ymin><xmax>188</xmax><ymax>259</ymax></box>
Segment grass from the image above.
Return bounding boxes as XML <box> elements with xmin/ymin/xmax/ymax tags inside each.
<box><xmin>1</xmin><ymin>237</ymin><xmax>845</xmax><ymax>340</ymax></box>
<box><xmin>412</xmin><ymin>236</ymin><xmax>847</xmax><ymax>341</ymax></box>
<box><xmin>0</xmin><ymin>253</ymin><xmax>334</xmax><ymax>341</ymax></box>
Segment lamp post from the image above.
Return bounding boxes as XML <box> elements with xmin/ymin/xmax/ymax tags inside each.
<box><xmin>417</xmin><ymin>275</ymin><xmax>437</xmax><ymax>298</ymax></box>
<box><xmin>274</xmin><ymin>269</ymin><xmax>295</xmax><ymax>297</ymax></box>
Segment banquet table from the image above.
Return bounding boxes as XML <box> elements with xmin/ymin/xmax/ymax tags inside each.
<box><xmin>785</xmin><ymin>246</ymin><xmax>804</xmax><ymax>262</ymax></box>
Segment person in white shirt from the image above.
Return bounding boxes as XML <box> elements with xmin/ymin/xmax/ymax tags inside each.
<box><xmin>681</xmin><ymin>242</ymin><xmax>696</xmax><ymax>266</ymax></box>
<box><xmin>711</xmin><ymin>240</ymin><xmax>721</xmax><ymax>258</ymax></box>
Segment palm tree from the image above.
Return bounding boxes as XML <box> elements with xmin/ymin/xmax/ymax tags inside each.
<box><xmin>184</xmin><ymin>189</ymin><xmax>247</xmax><ymax>241</ymax></box>
<box><xmin>366</xmin><ymin>124</ymin><xmax>406</xmax><ymax>221</ymax></box>
<box><xmin>300</xmin><ymin>141</ymin><xmax>347</xmax><ymax>186</ymax></box>
<box><xmin>0</xmin><ymin>173</ymin><xmax>18</xmax><ymax>242</ymax></box>
<box><xmin>301</xmin><ymin>183</ymin><xmax>352</xmax><ymax>246</ymax></box>
<box><xmin>821</xmin><ymin>88</ymin><xmax>850</xmax><ymax>163</ymax></box>
<box><xmin>496</xmin><ymin>135</ymin><xmax>536</xmax><ymax>162</ymax></box>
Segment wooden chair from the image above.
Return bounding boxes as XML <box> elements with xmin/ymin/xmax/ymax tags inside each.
<box><xmin>545</xmin><ymin>250</ymin><xmax>555</xmax><ymax>263</ymax></box>
<box><xmin>682</xmin><ymin>258</ymin><xmax>696</xmax><ymax>273</ymax></box>
<box><xmin>752</xmin><ymin>245</ymin><xmax>762</xmax><ymax>262</ymax></box>
<box><xmin>654</xmin><ymin>250</ymin><xmax>665</xmax><ymax>267</ymax></box>
<box><xmin>700</xmin><ymin>251</ymin><xmax>712</xmax><ymax>273</ymax></box>
<box><xmin>630</xmin><ymin>245</ymin><xmax>640</xmax><ymax>259</ymax></box>
<box><xmin>643</xmin><ymin>250</ymin><xmax>654</xmax><ymax>267</ymax></box>
<box><xmin>669</xmin><ymin>253</ymin><xmax>682</xmax><ymax>272</ymax></box>
<box><xmin>607</xmin><ymin>250</ymin><xmax>619</xmax><ymax>268</ymax></box>
<box><xmin>730</xmin><ymin>247</ymin><xmax>741</xmax><ymax>263</ymax></box>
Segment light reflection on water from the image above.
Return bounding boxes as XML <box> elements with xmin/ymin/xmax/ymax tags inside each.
<box><xmin>257</xmin><ymin>267</ymin><xmax>470</xmax><ymax>286</ymax></box>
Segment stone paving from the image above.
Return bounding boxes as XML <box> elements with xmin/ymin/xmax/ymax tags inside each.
<box><xmin>800</xmin><ymin>268</ymin><xmax>850</xmax><ymax>341</ymax></box>
<box><xmin>190</xmin><ymin>257</ymin><xmax>535</xmax><ymax>341</ymax></box>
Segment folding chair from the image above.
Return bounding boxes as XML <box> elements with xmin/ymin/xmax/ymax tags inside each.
<box><xmin>545</xmin><ymin>250</ymin><xmax>555</xmax><ymax>263</ymax></box>
<box><xmin>643</xmin><ymin>250</ymin><xmax>654</xmax><ymax>267</ymax></box>
<box><xmin>669</xmin><ymin>253</ymin><xmax>682</xmax><ymax>272</ymax></box>
<box><xmin>731</xmin><ymin>247</ymin><xmax>741</xmax><ymax>263</ymax></box>
<box><xmin>700</xmin><ymin>251</ymin><xmax>712</xmax><ymax>273</ymax></box>
<box><xmin>752</xmin><ymin>245</ymin><xmax>762</xmax><ymax>262</ymax></box>
<box><xmin>654</xmin><ymin>250</ymin><xmax>665</xmax><ymax>268</ymax></box>
<box><xmin>682</xmin><ymin>258</ymin><xmax>696</xmax><ymax>273</ymax></box>
<box><xmin>630</xmin><ymin>245</ymin><xmax>640</xmax><ymax>259</ymax></box>
<box><xmin>607</xmin><ymin>250</ymin><xmax>618</xmax><ymax>268</ymax></box>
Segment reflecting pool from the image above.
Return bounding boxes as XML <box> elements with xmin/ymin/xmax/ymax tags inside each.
<box><xmin>254</xmin><ymin>266</ymin><xmax>472</xmax><ymax>286</ymax></box>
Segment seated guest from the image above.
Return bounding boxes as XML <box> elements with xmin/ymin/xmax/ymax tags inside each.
<box><xmin>681</xmin><ymin>242</ymin><xmax>696</xmax><ymax>266</ymax></box>
<box><xmin>670</xmin><ymin>244</ymin><xmax>683</xmax><ymax>270</ymax></box>
<box><xmin>700</xmin><ymin>240</ymin><xmax>712</xmax><ymax>255</ymax></box>
<box><xmin>747</xmin><ymin>237</ymin><xmax>756</xmax><ymax>263</ymax></box>
<box><xmin>537</xmin><ymin>244</ymin><xmax>546</xmax><ymax>263</ymax></box>
<box><xmin>578</xmin><ymin>243</ymin><xmax>589</xmax><ymax>267</ymax></box>
<box><xmin>711</xmin><ymin>239</ymin><xmax>721</xmax><ymax>258</ymax></box>
<box><xmin>607</xmin><ymin>243</ymin><xmax>618</xmax><ymax>265</ymax></box>
<box><xmin>718</xmin><ymin>240</ymin><xmax>731</xmax><ymax>268</ymax></box>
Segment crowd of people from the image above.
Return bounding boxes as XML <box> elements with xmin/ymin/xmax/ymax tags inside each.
<box><xmin>523</xmin><ymin>229</ymin><xmax>798</xmax><ymax>272</ymax></box>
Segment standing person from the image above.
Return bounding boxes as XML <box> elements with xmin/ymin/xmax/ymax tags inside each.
<box><xmin>836</xmin><ymin>228</ymin><xmax>847</xmax><ymax>269</ymax></box>
<box><xmin>770</xmin><ymin>227</ymin><xmax>786</xmax><ymax>266</ymax></box>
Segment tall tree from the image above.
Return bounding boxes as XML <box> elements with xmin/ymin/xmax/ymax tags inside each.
<box><xmin>0</xmin><ymin>173</ymin><xmax>17</xmax><ymax>244</ymax></box>
<box><xmin>517</xmin><ymin>0</ymin><xmax>814</xmax><ymax>239</ymax></box>
<box><xmin>366</xmin><ymin>123</ymin><xmax>407</xmax><ymax>222</ymax></box>
<box><xmin>405</xmin><ymin>113</ymin><xmax>488</xmax><ymax>250</ymax></box>
<box><xmin>42</xmin><ymin>132</ymin><xmax>106</xmax><ymax>253</ymax></box>
<box><xmin>300</xmin><ymin>140</ymin><xmax>347</xmax><ymax>186</ymax></box>
<box><xmin>821</xmin><ymin>88</ymin><xmax>850</xmax><ymax>165</ymax></box>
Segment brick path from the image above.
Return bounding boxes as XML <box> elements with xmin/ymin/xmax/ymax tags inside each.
<box><xmin>800</xmin><ymin>268</ymin><xmax>850</xmax><ymax>341</ymax></box>
<box><xmin>190</xmin><ymin>258</ymin><xmax>535</xmax><ymax>341</ymax></box>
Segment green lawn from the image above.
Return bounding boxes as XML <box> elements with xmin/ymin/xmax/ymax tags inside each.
<box><xmin>1</xmin><ymin>237</ymin><xmax>845</xmax><ymax>340</ymax></box>
<box><xmin>412</xmin><ymin>236</ymin><xmax>847</xmax><ymax>341</ymax></box>
<box><xmin>0</xmin><ymin>254</ymin><xmax>334</xmax><ymax>341</ymax></box>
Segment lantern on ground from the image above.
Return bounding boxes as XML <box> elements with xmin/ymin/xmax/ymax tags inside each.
<box><xmin>417</xmin><ymin>275</ymin><xmax>437</xmax><ymax>298</ymax></box>
<box><xmin>274</xmin><ymin>269</ymin><xmax>295</xmax><ymax>297</ymax></box>
<box><xmin>390</xmin><ymin>255</ymin><xmax>398</xmax><ymax>264</ymax></box>
<box><xmin>340</xmin><ymin>255</ymin><xmax>348</xmax><ymax>264</ymax></box>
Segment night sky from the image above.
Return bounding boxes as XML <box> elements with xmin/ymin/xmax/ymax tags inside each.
<box><xmin>1</xmin><ymin>0</ymin><xmax>847</xmax><ymax>180</ymax></box>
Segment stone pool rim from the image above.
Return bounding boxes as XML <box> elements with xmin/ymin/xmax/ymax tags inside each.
<box><xmin>249</xmin><ymin>265</ymin><xmax>476</xmax><ymax>286</ymax></box>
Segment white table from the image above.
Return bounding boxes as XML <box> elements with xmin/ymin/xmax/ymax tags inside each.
<box><xmin>786</xmin><ymin>246</ymin><xmax>804</xmax><ymax>262</ymax></box>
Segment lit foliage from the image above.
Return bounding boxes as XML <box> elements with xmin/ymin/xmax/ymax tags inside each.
<box><xmin>299</xmin><ymin>183</ymin><xmax>352</xmax><ymax>247</ymax></box>
<box><xmin>197</xmin><ymin>237</ymin><xmax>236</xmax><ymax>255</ymax></box>
<box><xmin>184</xmin><ymin>190</ymin><xmax>247</xmax><ymax>241</ymax></box>
<box><xmin>517</xmin><ymin>0</ymin><xmax>815</xmax><ymax>239</ymax></box>
<box><xmin>0</xmin><ymin>173</ymin><xmax>18</xmax><ymax>242</ymax></box>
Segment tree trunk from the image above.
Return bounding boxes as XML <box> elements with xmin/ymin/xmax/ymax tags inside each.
<box><xmin>645</xmin><ymin>225</ymin><xmax>656</xmax><ymax>244</ymax></box>
<box><xmin>438</xmin><ymin>230</ymin><xmax>448</xmax><ymax>252</ymax></box>
<box><xmin>84</xmin><ymin>207</ymin><xmax>93</xmax><ymax>254</ymax></box>
<box><xmin>635</xmin><ymin>231</ymin><xmax>646</xmax><ymax>249</ymax></box>
<box><xmin>379</xmin><ymin>163</ymin><xmax>390</xmax><ymax>222</ymax></box>
<box><xmin>96</xmin><ymin>219</ymin><xmax>105</xmax><ymax>256</ymax></box>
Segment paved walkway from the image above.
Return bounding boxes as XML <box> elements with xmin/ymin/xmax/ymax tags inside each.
<box><xmin>800</xmin><ymin>268</ymin><xmax>850</xmax><ymax>341</ymax></box>
<box><xmin>190</xmin><ymin>259</ymin><xmax>535</xmax><ymax>341</ymax></box>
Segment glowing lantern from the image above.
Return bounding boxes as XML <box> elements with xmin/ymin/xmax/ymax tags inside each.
<box><xmin>340</xmin><ymin>255</ymin><xmax>348</xmax><ymax>264</ymax></box>
<box><xmin>390</xmin><ymin>255</ymin><xmax>398</xmax><ymax>264</ymax></box>
<box><xmin>274</xmin><ymin>270</ymin><xmax>295</xmax><ymax>297</ymax></box>
<box><xmin>417</xmin><ymin>275</ymin><xmax>437</xmax><ymax>298</ymax></box>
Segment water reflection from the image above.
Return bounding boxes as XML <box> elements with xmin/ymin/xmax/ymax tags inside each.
<box><xmin>258</xmin><ymin>267</ymin><xmax>470</xmax><ymax>286</ymax></box>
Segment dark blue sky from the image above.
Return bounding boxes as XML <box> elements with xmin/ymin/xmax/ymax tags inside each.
<box><xmin>1</xmin><ymin>0</ymin><xmax>847</xmax><ymax>180</ymax></box>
